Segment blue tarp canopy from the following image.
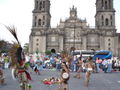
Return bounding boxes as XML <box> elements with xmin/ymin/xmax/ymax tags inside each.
<box><xmin>92</xmin><ymin>50</ymin><xmax>112</xmax><ymax>60</ymax></box>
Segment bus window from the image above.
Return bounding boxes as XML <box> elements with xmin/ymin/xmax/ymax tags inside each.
<box><xmin>71</xmin><ymin>50</ymin><xmax>95</xmax><ymax>60</ymax></box>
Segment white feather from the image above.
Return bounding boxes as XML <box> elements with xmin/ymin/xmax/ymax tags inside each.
<box><xmin>11</xmin><ymin>68</ymin><xmax>16</xmax><ymax>80</ymax></box>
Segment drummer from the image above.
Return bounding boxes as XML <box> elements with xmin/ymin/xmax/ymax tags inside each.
<box><xmin>60</xmin><ymin>61</ymin><xmax>70</xmax><ymax>90</ymax></box>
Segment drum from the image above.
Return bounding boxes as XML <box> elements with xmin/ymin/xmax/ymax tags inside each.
<box><xmin>62</xmin><ymin>72</ymin><xmax>69</xmax><ymax>79</ymax></box>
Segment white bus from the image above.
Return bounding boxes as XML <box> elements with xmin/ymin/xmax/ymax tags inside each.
<box><xmin>71</xmin><ymin>50</ymin><xmax>95</xmax><ymax>60</ymax></box>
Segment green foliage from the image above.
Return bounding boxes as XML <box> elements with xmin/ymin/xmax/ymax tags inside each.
<box><xmin>61</xmin><ymin>50</ymin><xmax>67</xmax><ymax>54</ymax></box>
<box><xmin>0</xmin><ymin>39</ymin><xmax>12</xmax><ymax>55</ymax></box>
<box><xmin>23</xmin><ymin>43</ymin><xmax>29</xmax><ymax>54</ymax></box>
<box><xmin>45</xmin><ymin>50</ymin><xmax>51</xmax><ymax>55</ymax></box>
<box><xmin>36</xmin><ymin>50</ymin><xmax>39</xmax><ymax>54</ymax></box>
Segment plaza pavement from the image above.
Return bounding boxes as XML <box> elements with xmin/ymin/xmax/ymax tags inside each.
<box><xmin>0</xmin><ymin>69</ymin><xmax>120</xmax><ymax>90</ymax></box>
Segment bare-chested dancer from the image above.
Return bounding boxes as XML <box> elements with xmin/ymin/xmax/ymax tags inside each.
<box><xmin>84</xmin><ymin>56</ymin><xmax>95</xmax><ymax>87</ymax></box>
<box><xmin>74</xmin><ymin>57</ymin><xmax>82</xmax><ymax>79</ymax></box>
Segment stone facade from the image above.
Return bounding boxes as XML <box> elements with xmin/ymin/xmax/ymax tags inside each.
<box><xmin>29</xmin><ymin>0</ymin><xmax>120</xmax><ymax>57</ymax></box>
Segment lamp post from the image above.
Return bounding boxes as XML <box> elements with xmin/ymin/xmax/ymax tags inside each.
<box><xmin>73</xmin><ymin>20</ymin><xmax>76</xmax><ymax>51</ymax></box>
<box><xmin>71</xmin><ymin>21</ymin><xmax>76</xmax><ymax>56</ymax></box>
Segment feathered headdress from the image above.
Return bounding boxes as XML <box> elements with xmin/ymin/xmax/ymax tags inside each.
<box><xmin>5</xmin><ymin>25</ymin><xmax>20</xmax><ymax>45</ymax></box>
<box><xmin>5</xmin><ymin>25</ymin><xmax>32</xmax><ymax>81</ymax></box>
<box><xmin>5</xmin><ymin>25</ymin><xmax>24</xmax><ymax>66</ymax></box>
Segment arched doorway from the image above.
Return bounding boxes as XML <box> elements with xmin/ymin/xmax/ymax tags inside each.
<box><xmin>51</xmin><ymin>49</ymin><xmax>56</xmax><ymax>53</ymax></box>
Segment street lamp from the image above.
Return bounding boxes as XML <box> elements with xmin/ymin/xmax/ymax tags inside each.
<box><xmin>71</xmin><ymin>20</ymin><xmax>76</xmax><ymax>56</ymax></box>
<box><xmin>73</xmin><ymin>19</ymin><xmax>76</xmax><ymax>51</ymax></box>
<box><xmin>73</xmin><ymin>23</ymin><xmax>75</xmax><ymax>49</ymax></box>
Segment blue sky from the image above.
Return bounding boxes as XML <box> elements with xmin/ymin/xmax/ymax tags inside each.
<box><xmin>0</xmin><ymin>0</ymin><xmax>119</xmax><ymax>46</ymax></box>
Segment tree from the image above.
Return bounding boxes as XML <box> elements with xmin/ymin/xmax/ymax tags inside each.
<box><xmin>23</xmin><ymin>43</ymin><xmax>29</xmax><ymax>54</ymax></box>
<box><xmin>45</xmin><ymin>50</ymin><xmax>51</xmax><ymax>55</ymax></box>
<box><xmin>0</xmin><ymin>39</ymin><xmax>12</xmax><ymax>55</ymax></box>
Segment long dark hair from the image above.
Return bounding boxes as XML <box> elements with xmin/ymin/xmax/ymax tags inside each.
<box><xmin>62</xmin><ymin>62</ymin><xmax>68</xmax><ymax>69</ymax></box>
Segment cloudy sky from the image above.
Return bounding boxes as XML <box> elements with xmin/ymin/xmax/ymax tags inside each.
<box><xmin>0</xmin><ymin>0</ymin><xmax>120</xmax><ymax>46</ymax></box>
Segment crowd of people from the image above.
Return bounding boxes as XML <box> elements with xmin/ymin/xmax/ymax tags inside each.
<box><xmin>0</xmin><ymin>53</ymin><xmax>120</xmax><ymax>73</ymax></box>
<box><xmin>0</xmin><ymin>52</ymin><xmax>120</xmax><ymax>89</ymax></box>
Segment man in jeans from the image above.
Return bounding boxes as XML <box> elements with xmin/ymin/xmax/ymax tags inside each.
<box><xmin>107</xmin><ymin>58</ymin><xmax>112</xmax><ymax>73</ymax></box>
<box><xmin>102</xmin><ymin>59</ymin><xmax>108</xmax><ymax>73</ymax></box>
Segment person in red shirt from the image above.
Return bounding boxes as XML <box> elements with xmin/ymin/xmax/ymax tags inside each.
<box><xmin>95</xmin><ymin>57</ymin><xmax>102</xmax><ymax>73</ymax></box>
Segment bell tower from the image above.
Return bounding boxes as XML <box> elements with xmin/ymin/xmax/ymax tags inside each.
<box><xmin>29</xmin><ymin>0</ymin><xmax>51</xmax><ymax>53</ymax></box>
<box><xmin>95</xmin><ymin>0</ymin><xmax>116</xmax><ymax>30</ymax></box>
<box><xmin>32</xmin><ymin>0</ymin><xmax>51</xmax><ymax>28</ymax></box>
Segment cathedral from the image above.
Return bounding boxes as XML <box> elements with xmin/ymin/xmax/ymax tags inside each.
<box><xmin>29</xmin><ymin>0</ymin><xmax>120</xmax><ymax>57</ymax></box>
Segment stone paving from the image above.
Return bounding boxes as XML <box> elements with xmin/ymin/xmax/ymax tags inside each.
<box><xmin>0</xmin><ymin>69</ymin><xmax>120</xmax><ymax>90</ymax></box>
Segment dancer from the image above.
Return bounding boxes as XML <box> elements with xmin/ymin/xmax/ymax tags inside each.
<box><xmin>34</xmin><ymin>61</ymin><xmax>40</xmax><ymax>75</ymax></box>
<box><xmin>0</xmin><ymin>63</ymin><xmax>5</xmax><ymax>85</ymax></box>
<box><xmin>74</xmin><ymin>57</ymin><xmax>82</xmax><ymax>79</ymax></box>
<box><xmin>84</xmin><ymin>56</ymin><xmax>95</xmax><ymax>87</ymax></box>
<box><xmin>5</xmin><ymin>25</ymin><xmax>32</xmax><ymax>90</ymax></box>
<box><xmin>59</xmin><ymin>61</ymin><xmax>70</xmax><ymax>90</ymax></box>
